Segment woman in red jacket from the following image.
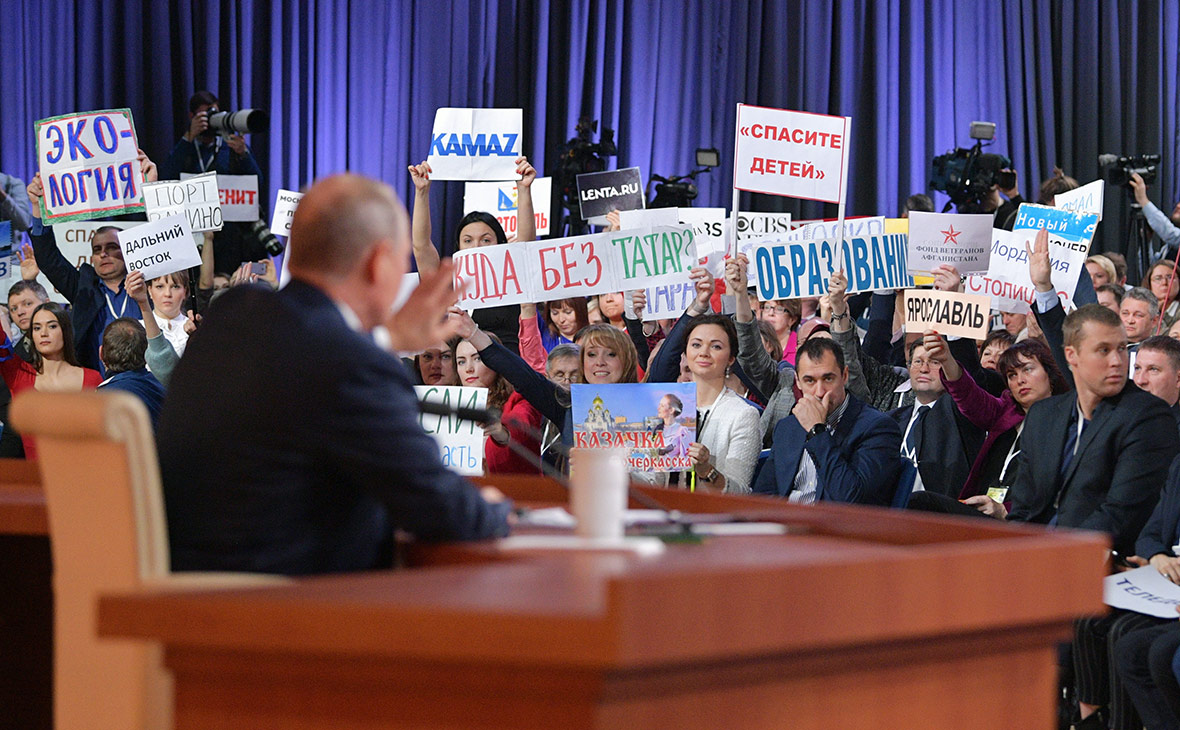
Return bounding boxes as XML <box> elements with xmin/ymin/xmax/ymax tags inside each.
<box><xmin>452</xmin><ymin>335</ymin><xmax>542</xmax><ymax>474</ymax></box>
<box><xmin>0</xmin><ymin>303</ymin><xmax>102</xmax><ymax>458</ymax></box>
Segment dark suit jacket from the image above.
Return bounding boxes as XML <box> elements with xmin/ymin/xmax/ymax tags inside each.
<box><xmin>1136</xmin><ymin>455</ymin><xmax>1180</xmax><ymax>560</ymax></box>
<box><xmin>1008</xmin><ymin>383</ymin><xmax>1180</xmax><ymax>555</ymax></box>
<box><xmin>753</xmin><ymin>393</ymin><xmax>903</xmax><ymax>505</ymax></box>
<box><xmin>30</xmin><ymin>221</ymin><xmax>140</xmax><ymax>372</ymax></box>
<box><xmin>158</xmin><ymin>279</ymin><xmax>510</xmax><ymax>575</ymax></box>
<box><xmin>889</xmin><ymin>393</ymin><xmax>985</xmax><ymax>499</ymax></box>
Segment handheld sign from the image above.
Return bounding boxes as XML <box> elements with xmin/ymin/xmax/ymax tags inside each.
<box><xmin>617</xmin><ymin>207</ymin><xmax>678</xmax><ymax>230</ymax></box>
<box><xmin>577</xmin><ymin>168</ymin><xmax>644</xmax><ymax>225</ymax></box>
<box><xmin>117</xmin><ymin>214</ymin><xmax>201</xmax><ymax>280</ymax></box>
<box><xmin>143</xmin><ymin>171</ymin><xmax>223</xmax><ymax>232</ymax></box>
<box><xmin>1104</xmin><ymin>566</ymin><xmax>1180</xmax><ymax>619</ymax></box>
<box><xmin>426</xmin><ymin>108</ymin><xmax>522</xmax><ymax>181</ymax></box>
<box><xmin>905</xmin><ymin>211</ymin><xmax>993</xmax><ymax>275</ymax></box>
<box><xmin>35</xmin><ymin>108</ymin><xmax>145</xmax><ymax>223</ymax></box>
<box><xmin>572</xmin><ymin>383</ymin><xmax>696</xmax><ymax>472</ymax></box>
<box><xmin>415</xmin><ymin>386</ymin><xmax>489</xmax><ymax>476</ymax></box>
<box><xmin>1054</xmin><ymin>180</ymin><xmax>1105</xmax><ymax>220</ymax></box>
<box><xmin>754</xmin><ymin>233</ymin><xmax>911</xmax><ymax>300</ymax></box>
<box><xmin>733</xmin><ymin>105</ymin><xmax>851</xmax><ymax>205</ymax></box>
<box><xmin>452</xmin><ymin>224</ymin><xmax>698</xmax><ymax>310</ymax></box>
<box><xmin>0</xmin><ymin>222</ymin><xmax>10</xmax><ymax>255</ymax></box>
<box><xmin>1010</xmin><ymin>203</ymin><xmax>1098</xmax><ymax>308</ymax></box>
<box><xmin>733</xmin><ymin>211</ymin><xmax>793</xmax><ymax>283</ymax></box>
<box><xmin>642</xmin><ymin>281</ymin><xmax>695</xmax><ymax>321</ymax></box>
<box><xmin>463</xmin><ymin>177</ymin><xmax>552</xmax><ymax>237</ymax></box>
<box><xmin>904</xmin><ymin>289</ymin><xmax>991</xmax><ymax>340</ymax></box>
<box><xmin>270</xmin><ymin>189</ymin><xmax>304</xmax><ymax>236</ymax></box>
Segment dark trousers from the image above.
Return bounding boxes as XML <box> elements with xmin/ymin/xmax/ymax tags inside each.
<box><xmin>1114</xmin><ymin>622</ymin><xmax>1180</xmax><ymax>730</ymax></box>
<box><xmin>1075</xmin><ymin>610</ymin><xmax>1168</xmax><ymax>729</ymax></box>
<box><xmin>905</xmin><ymin>490</ymin><xmax>989</xmax><ymax>517</ymax></box>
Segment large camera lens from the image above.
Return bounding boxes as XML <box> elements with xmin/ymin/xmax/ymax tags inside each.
<box><xmin>207</xmin><ymin>109</ymin><xmax>269</xmax><ymax>135</ymax></box>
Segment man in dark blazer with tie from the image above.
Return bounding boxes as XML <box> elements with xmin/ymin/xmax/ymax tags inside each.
<box><xmin>158</xmin><ymin>174</ymin><xmax>511</xmax><ymax>576</ymax></box>
<box><xmin>753</xmin><ymin>337</ymin><xmax>903</xmax><ymax>505</ymax></box>
<box><xmin>1007</xmin><ymin>301</ymin><xmax>1179</xmax><ymax>556</ymax></box>
<box><xmin>888</xmin><ymin>338</ymin><xmax>985</xmax><ymax>498</ymax></box>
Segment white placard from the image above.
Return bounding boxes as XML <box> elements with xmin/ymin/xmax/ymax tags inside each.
<box><xmin>117</xmin><ymin>213</ymin><xmax>201</xmax><ymax>280</ymax></box>
<box><xmin>34</xmin><ymin>108</ymin><xmax>144</xmax><ymax>223</ymax></box>
<box><xmin>1104</xmin><ymin>566</ymin><xmax>1180</xmax><ymax>619</ymax></box>
<box><xmin>732</xmin><ymin>212</ymin><xmax>794</xmax><ymax>283</ymax></box>
<box><xmin>144</xmin><ymin>171</ymin><xmax>223</xmax><ymax>232</ymax></box>
<box><xmin>463</xmin><ymin>177</ymin><xmax>552</xmax><ymax>238</ymax></box>
<box><xmin>733</xmin><ymin>104</ymin><xmax>851</xmax><ymax>204</ymax></box>
<box><xmin>415</xmin><ymin>385</ymin><xmax>490</xmax><ymax>476</ymax></box>
<box><xmin>426</xmin><ymin>108</ymin><xmax>522</xmax><ymax>181</ymax></box>
<box><xmin>1055</xmin><ymin>180</ymin><xmax>1105</xmax><ymax>221</ymax></box>
<box><xmin>642</xmin><ymin>281</ymin><xmax>695</xmax><ymax>321</ymax></box>
<box><xmin>905</xmin><ymin>211</ymin><xmax>993</xmax><ymax>275</ymax></box>
<box><xmin>618</xmin><ymin>208</ymin><xmax>679</xmax><ymax>230</ymax></box>
<box><xmin>179</xmin><ymin>173</ymin><xmax>259</xmax><ymax>222</ymax></box>
<box><xmin>270</xmin><ymin>189</ymin><xmax>303</xmax><ymax>236</ymax></box>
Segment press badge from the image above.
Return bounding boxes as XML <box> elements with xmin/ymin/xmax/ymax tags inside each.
<box><xmin>986</xmin><ymin>487</ymin><xmax>1008</xmax><ymax>503</ymax></box>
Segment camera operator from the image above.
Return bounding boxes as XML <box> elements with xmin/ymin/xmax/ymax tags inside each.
<box><xmin>960</xmin><ymin>171</ymin><xmax>1022</xmax><ymax>230</ymax></box>
<box><xmin>1129</xmin><ymin>172</ymin><xmax>1180</xmax><ymax>257</ymax></box>
<box><xmin>161</xmin><ymin>91</ymin><xmax>267</xmax><ymax>274</ymax></box>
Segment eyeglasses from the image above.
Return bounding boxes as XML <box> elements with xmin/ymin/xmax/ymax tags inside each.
<box><xmin>909</xmin><ymin>358</ymin><xmax>939</xmax><ymax>370</ymax></box>
<box><xmin>1151</xmin><ymin>274</ymin><xmax>1173</xmax><ymax>284</ymax></box>
<box><xmin>761</xmin><ymin>305</ymin><xmax>790</xmax><ymax>315</ymax></box>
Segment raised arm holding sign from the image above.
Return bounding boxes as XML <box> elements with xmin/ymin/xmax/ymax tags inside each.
<box><xmin>35</xmin><ymin>109</ymin><xmax>146</xmax><ymax>223</ymax></box>
<box><xmin>426</xmin><ymin>108</ymin><xmax>523</xmax><ymax>181</ymax></box>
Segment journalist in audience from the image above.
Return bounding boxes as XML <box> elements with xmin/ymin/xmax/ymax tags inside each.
<box><xmin>1142</xmin><ymin>261</ymin><xmax>1180</xmax><ymax>332</ymax></box>
<box><xmin>1131</xmin><ymin>172</ymin><xmax>1180</xmax><ymax>259</ymax></box>
<box><xmin>1122</xmin><ymin>287</ymin><xmax>1161</xmax><ymax>352</ymax></box>
<box><xmin>6</xmin><ymin>280</ymin><xmax>50</xmax><ymax>364</ymax></box>
<box><xmin>0</xmin><ymin>303</ymin><xmax>102</xmax><ymax>459</ymax></box>
<box><xmin>413</xmin><ymin>342</ymin><xmax>458</xmax><ymax>386</ymax></box>
<box><xmin>1096</xmin><ymin>283</ymin><xmax>1125</xmax><ymax>314</ymax></box>
<box><xmin>452</xmin><ymin>334</ymin><xmax>541</xmax><ymax>474</ymax></box>
<box><xmin>979</xmin><ymin>329</ymin><xmax>1015</xmax><ymax>370</ymax></box>
<box><xmin>1105</xmin><ymin>252</ymin><xmax>1130</xmax><ymax>289</ymax></box>
<box><xmin>1133</xmin><ymin>336</ymin><xmax>1180</xmax><ymax>428</ymax></box>
<box><xmin>158</xmin><ymin>173</ymin><xmax>511</xmax><ymax>575</ymax></box>
<box><xmin>1087</xmin><ymin>255</ymin><xmax>1118</xmax><ymax>289</ymax></box>
<box><xmin>407</xmin><ymin>157</ymin><xmax>536</xmax><ymax>353</ymax></box>
<box><xmin>25</xmin><ymin>153</ymin><xmax>157</xmax><ymax>373</ymax></box>
<box><xmin>97</xmin><ymin>318</ymin><xmax>165</xmax><ymax>431</ymax></box>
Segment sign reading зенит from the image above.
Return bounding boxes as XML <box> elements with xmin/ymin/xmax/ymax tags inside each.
<box><xmin>426</xmin><ymin>108</ymin><xmax>522</xmax><ymax>181</ymax></box>
<box><xmin>733</xmin><ymin>104</ymin><xmax>851</xmax><ymax>205</ymax></box>
<box><xmin>904</xmin><ymin>289</ymin><xmax>992</xmax><ymax>341</ymax></box>
<box><xmin>35</xmin><ymin>108</ymin><xmax>145</xmax><ymax>223</ymax></box>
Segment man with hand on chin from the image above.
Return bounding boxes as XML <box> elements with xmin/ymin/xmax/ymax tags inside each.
<box><xmin>753</xmin><ymin>333</ymin><xmax>903</xmax><ymax>505</ymax></box>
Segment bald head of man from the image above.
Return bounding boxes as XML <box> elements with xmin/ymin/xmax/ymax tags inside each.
<box><xmin>287</xmin><ymin>174</ymin><xmax>411</xmax><ymax>330</ymax></box>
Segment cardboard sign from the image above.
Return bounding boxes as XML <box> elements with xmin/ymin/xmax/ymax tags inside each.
<box><xmin>571</xmin><ymin>383</ymin><xmax>697</xmax><ymax>472</ymax></box>
<box><xmin>753</xmin><ymin>234</ymin><xmax>911</xmax><ymax>300</ymax></box>
<box><xmin>1006</xmin><ymin>204</ymin><xmax>1098</xmax><ymax>309</ymax></box>
<box><xmin>1055</xmin><ymin>180</ymin><xmax>1105</xmax><ymax>221</ymax></box>
<box><xmin>905</xmin><ymin>211</ymin><xmax>993</xmax><ymax>275</ymax></box>
<box><xmin>453</xmin><ymin>224</ymin><xmax>697</xmax><ymax>310</ymax></box>
<box><xmin>642</xmin><ymin>281</ymin><xmax>696</xmax><ymax>321</ymax></box>
<box><xmin>462</xmin><ymin>177</ymin><xmax>552</xmax><ymax>237</ymax></box>
<box><xmin>733</xmin><ymin>104</ymin><xmax>851</xmax><ymax>204</ymax></box>
<box><xmin>270</xmin><ymin>189</ymin><xmax>303</xmax><ymax>236</ymax></box>
<box><xmin>618</xmin><ymin>207</ymin><xmax>678</xmax><ymax>230</ymax></box>
<box><xmin>144</xmin><ymin>171</ymin><xmax>223</xmax><ymax>232</ymax></box>
<box><xmin>35</xmin><ymin>108</ymin><xmax>144</xmax><ymax>223</ymax></box>
<box><xmin>785</xmin><ymin>216</ymin><xmax>885</xmax><ymax>242</ymax></box>
<box><xmin>415</xmin><ymin>385</ymin><xmax>489</xmax><ymax>476</ymax></box>
<box><xmin>1104</xmin><ymin>566</ymin><xmax>1180</xmax><ymax>619</ymax></box>
<box><xmin>426</xmin><ymin>108</ymin><xmax>522</xmax><ymax>181</ymax></box>
<box><xmin>576</xmin><ymin>168</ymin><xmax>644</xmax><ymax>225</ymax></box>
<box><xmin>117</xmin><ymin>214</ymin><xmax>201</xmax><ymax>280</ymax></box>
<box><xmin>904</xmin><ymin>289</ymin><xmax>991</xmax><ymax>340</ymax></box>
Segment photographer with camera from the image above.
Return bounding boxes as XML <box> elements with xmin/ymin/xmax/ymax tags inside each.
<box><xmin>1129</xmin><ymin>172</ymin><xmax>1180</xmax><ymax>257</ymax></box>
<box><xmin>161</xmin><ymin>91</ymin><xmax>271</xmax><ymax>276</ymax></box>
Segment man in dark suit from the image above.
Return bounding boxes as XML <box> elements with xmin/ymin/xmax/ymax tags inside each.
<box><xmin>753</xmin><ymin>337</ymin><xmax>903</xmax><ymax>504</ymax></box>
<box><xmin>157</xmin><ymin>174</ymin><xmax>511</xmax><ymax>575</ymax></box>
<box><xmin>1132</xmin><ymin>335</ymin><xmax>1180</xmax><ymax>432</ymax></box>
<box><xmin>888</xmin><ymin>338</ymin><xmax>985</xmax><ymax>498</ymax></box>
<box><xmin>1007</xmin><ymin>301</ymin><xmax>1179</xmax><ymax>556</ymax></box>
<box><xmin>96</xmin><ymin>318</ymin><xmax>165</xmax><ymax>432</ymax></box>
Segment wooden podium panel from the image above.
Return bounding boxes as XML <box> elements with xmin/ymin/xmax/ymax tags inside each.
<box><xmin>98</xmin><ymin>480</ymin><xmax>1107</xmax><ymax>729</ymax></box>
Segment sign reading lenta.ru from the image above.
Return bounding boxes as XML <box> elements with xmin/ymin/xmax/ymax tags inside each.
<box><xmin>576</xmin><ymin>167</ymin><xmax>645</xmax><ymax>224</ymax></box>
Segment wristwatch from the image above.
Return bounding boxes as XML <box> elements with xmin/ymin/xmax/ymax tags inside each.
<box><xmin>699</xmin><ymin>464</ymin><xmax>719</xmax><ymax>482</ymax></box>
<box><xmin>807</xmin><ymin>423</ymin><xmax>827</xmax><ymax>439</ymax></box>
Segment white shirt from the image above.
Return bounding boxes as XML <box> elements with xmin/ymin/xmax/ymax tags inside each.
<box><xmin>153</xmin><ymin>311</ymin><xmax>190</xmax><ymax>358</ymax></box>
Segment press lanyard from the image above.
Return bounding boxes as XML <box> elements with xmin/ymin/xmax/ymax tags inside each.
<box><xmin>194</xmin><ymin>137</ymin><xmax>221</xmax><ymax>173</ymax></box>
<box><xmin>104</xmin><ymin>288</ymin><xmax>129</xmax><ymax>320</ymax></box>
<box><xmin>998</xmin><ymin>423</ymin><xmax>1024</xmax><ymax>485</ymax></box>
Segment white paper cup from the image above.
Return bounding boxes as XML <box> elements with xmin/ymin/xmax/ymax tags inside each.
<box><xmin>569</xmin><ymin>448</ymin><xmax>629</xmax><ymax>539</ymax></box>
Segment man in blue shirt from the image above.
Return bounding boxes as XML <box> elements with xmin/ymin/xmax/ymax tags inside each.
<box><xmin>97</xmin><ymin>318</ymin><xmax>165</xmax><ymax>431</ymax></box>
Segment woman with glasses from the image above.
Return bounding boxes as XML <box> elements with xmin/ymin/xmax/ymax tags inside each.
<box><xmin>760</xmin><ymin>299</ymin><xmax>802</xmax><ymax>365</ymax></box>
<box><xmin>1142</xmin><ymin>261</ymin><xmax>1180</xmax><ymax>332</ymax></box>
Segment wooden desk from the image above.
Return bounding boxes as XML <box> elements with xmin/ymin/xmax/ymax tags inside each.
<box><xmin>0</xmin><ymin>458</ymin><xmax>52</xmax><ymax>730</ymax></box>
<box><xmin>99</xmin><ymin>480</ymin><xmax>1106</xmax><ymax>729</ymax></box>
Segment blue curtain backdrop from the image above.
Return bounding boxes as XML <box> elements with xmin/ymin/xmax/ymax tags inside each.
<box><xmin>1</xmin><ymin>0</ymin><xmax>1178</xmax><ymax>255</ymax></box>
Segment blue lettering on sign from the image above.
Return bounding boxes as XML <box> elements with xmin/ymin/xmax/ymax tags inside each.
<box><xmin>65</xmin><ymin>119</ymin><xmax>94</xmax><ymax>161</ymax></box>
<box><xmin>497</xmin><ymin>189</ymin><xmax>516</xmax><ymax>211</ymax></box>
<box><xmin>431</xmin><ymin>132</ymin><xmax>519</xmax><ymax>157</ymax></box>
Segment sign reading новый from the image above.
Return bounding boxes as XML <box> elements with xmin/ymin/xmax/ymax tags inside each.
<box><xmin>904</xmin><ymin>289</ymin><xmax>992</xmax><ymax>340</ymax></box>
<box><xmin>35</xmin><ymin>108</ymin><xmax>145</xmax><ymax>223</ymax></box>
<box><xmin>733</xmin><ymin>105</ymin><xmax>851</xmax><ymax>204</ymax></box>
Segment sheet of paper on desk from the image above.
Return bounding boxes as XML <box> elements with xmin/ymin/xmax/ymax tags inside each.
<box><xmin>1104</xmin><ymin>566</ymin><xmax>1180</xmax><ymax>619</ymax></box>
<box><xmin>516</xmin><ymin>507</ymin><xmax>669</xmax><ymax>529</ymax></box>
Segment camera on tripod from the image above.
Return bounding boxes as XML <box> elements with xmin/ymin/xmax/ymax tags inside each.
<box><xmin>1099</xmin><ymin>153</ymin><xmax>1160</xmax><ymax>187</ymax></box>
<box><xmin>929</xmin><ymin>121</ymin><xmax>1014</xmax><ymax>211</ymax></box>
